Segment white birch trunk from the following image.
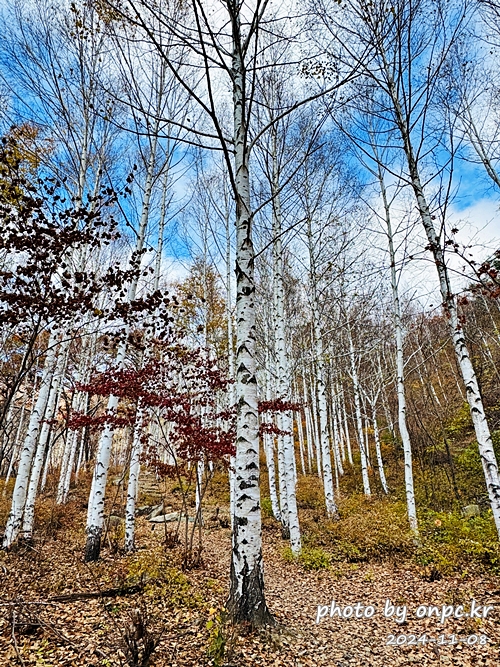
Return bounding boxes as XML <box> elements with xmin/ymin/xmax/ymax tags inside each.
<box><xmin>84</xmin><ymin>129</ymin><xmax>158</xmax><ymax>561</ymax></box>
<box><xmin>40</xmin><ymin>346</ymin><xmax>68</xmax><ymax>493</ymax></box>
<box><xmin>301</xmin><ymin>368</ymin><xmax>314</xmax><ymax>472</ymax></box>
<box><xmin>57</xmin><ymin>428</ymin><xmax>79</xmax><ymax>504</ymax></box>
<box><xmin>304</xmin><ymin>406</ymin><xmax>315</xmax><ymax>474</ymax></box>
<box><xmin>296</xmin><ymin>410</ymin><xmax>306</xmax><ymax>476</ymax></box>
<box><xmin>276</xmin><ymin>416</ymin><xmax>289</xmax><ymax>533</ymax></box>
<box><xmin>124</xmin><ymin>164</ymin><xmax>171</xmax><ymax>553</ymax></box>
<box><xmin>57</xmin><ymin>337</ymin><xmax>93</xmax><ymax>503</ymax></box>
<box><xmin>307</xmin><ymin>218</ymin><xmax>337</xmax><ymax>516</ymax></box>
<box><xmin>124</xmin><ymin>404</ymin><xmax>144</xmax><ymax>552</ymax></box>
<box><xmin>263</xmin><ymin>432</ymin><xmax>281</xmax><ymax>521</ymax></box>
<box><xmin>75</xmin><ymin>429</ymin><xmax>86</xmax><ymax>479</ymax></box>
<box><xmin>292</xmin><ymin>378</ymin><xmax>307</xmax><ymax>474</ymax></box>
<box><xmin>222</xmin><ymin>190</ymin><xmax>238</xmax><ymax>527</ymax></box>
<box><xmin>335</xmin><ymin>396</ymin><xmax>346</xmax><ymax>463</ymax></box>
<box><xmin>40</xmin><ymin>435</ymin><xmax>52</xmax><ymax>493</ymax></box>
<box><xmin>332</xmin><ymin>399</ymin><xmax>344</xmax><ymax>476</ymax></box>
<box><xmin>227</xmin><ymin>34</ymin><xmax>271</xmax><ymax>625</ymax></box>
<box><xmin>364</xmin><ymin>415</ymin><xmax>371</xmax><ymax>468</ymax></box>
<box><xmin>380</xmin><ymin>381</ymin><xmax>396</xmax><ymax>446</ymax></box>
<box><xmin>372</xmin><ymin>404</ymin><xmax>388</xmax><ymax>494</ymax></box>
<box><xmin>348</xmin><ymin>332</ymin><xmax>371</xmax><ymax>496</ymax></box>
<box><xmin>392</xmin><ymin>92</ymin><xmax>500</xmax><ymax>536</ymax></box>
<box><xmin>193</xmin><ymin>457</ymin><xmax>205</xmax><ymax>530</ymax></box>
<box><xmin>85</xmin><ymin>355</ymin><xmax>123</xmax><ymax>561</ymax></box>
<box><xmin>271</xmin><ymin>154</ymin><xmax>300</xmax><ymax>553</ymax></box>
<box><xmin>2</xmin><ymin>332</ymin><xmax>59</xmax><ymax>548</ymax></box>
<box><xmin>342</xmin><ymin>395</ymin><xmax>354</xmax><ymax>466</ymax></box>
<box><xmin>3</xmin><ymin>402</ymin><xmax>26</xmax><ymax>495</ymax></box>
<box><xmin>309</xmin><ymin>376</ymin><xmax>322</xmax><ymax>479</ymax></box>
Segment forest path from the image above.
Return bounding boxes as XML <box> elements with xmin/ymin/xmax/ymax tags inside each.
<box><xmin>173</xmin><ymin>524</ymin><xmax>500</xmax><ymax>667</ymax></box>
<box><xmin>0</xmin><ymin>500</ymin><xmax>499</xmax><ymax>667</ymax></box>
<box><xmin>137</xmin><ymin>468</ymin><xmax>163</xmax><ymax>503</ymax></box>
<box><xmin>126</xmin><ymin>506</ymin><xmax>500</xmax><ymax>667</ymax></box>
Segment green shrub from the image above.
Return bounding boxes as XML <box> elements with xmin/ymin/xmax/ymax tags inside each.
<box><xmin>330</xmin><ymin>540</ymin><xmax>363</xmax><ymax>563</ymax></box>
<box><xmin>206</xmin><ymin>608</ymin><xmax>230</xmax><ymax>667</ymax></box>
<box><xmin>417</xmin><ymin>509</ymin><xmax>500</xmax><ymax>574</ymax></box>
<box><xmin>283</xmin><ymin>545</ymin><xmax>332</xmax><ymax>570</ymax></box>
<box><xmin>455</xmin><ymin>431</ymin><xmax>500</xmax><ymax>505</ymax></box>
<box><xmin>445</xmin><ymin>402</ymin><xmax>472</xmax><ymax>438</ymax></box>
<box><xmin>296</xmin><ymin>477</ymin><xmax>325</xmax><ymax>509</ymax></box>
<box><xmin>126</xmin><ymin>551</ymin><xmax>202</xmax><ymax>607</ymax></box>
<box><xmin>260</xmin><ymin>497</ymin><xmax>274</xmax><ymax>518</ymax></box>
<box><xmin>314</xmin><ymin>494</ymin><xmax>414</xmax><ymax>562</ymax></box>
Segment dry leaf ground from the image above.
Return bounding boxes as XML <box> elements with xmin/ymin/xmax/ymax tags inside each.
<box><xmin>1</xmin><ymin>480</ymin><xmax>499</xmax><ymax>667</ymax></box>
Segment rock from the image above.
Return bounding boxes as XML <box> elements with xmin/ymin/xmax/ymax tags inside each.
<box><xmin>149</xmin><ymin>512</ymin><xmax>180</xmax><ymax>523</ymax></box>
<box><xmin>147</xmin><ymin>504</ymin><xmax>164</xmax><ymax>519</ymax></box>
<box><xmin>462</xmin><ymin>504</ymin><xmax>480</xmax><ymax>518</ymax></box>
<box><xmin>147</xmin><ymin>504</ymin><xmax>173</xmax><ymax>519</ymax></box>
<box><xmin>136</xmin><ymin>506</ymin><xmax>153</xmax><ymax>517</ymax></box>
<box><xmin>107</xmin><ymin>515</ymin><xmax>124</xmax><ymax>527</ymax></box>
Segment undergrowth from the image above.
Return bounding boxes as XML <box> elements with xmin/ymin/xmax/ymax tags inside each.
<box><xmin>296</xmin><ymin>493</ymin><xmax>500</xmax><ymax>576</ymax></box>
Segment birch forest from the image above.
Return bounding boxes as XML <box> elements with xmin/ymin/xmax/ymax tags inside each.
<box><xmin>1</xmin><ymin>0</ymin><xmax>500</xmax><ymax>665</ymax></box>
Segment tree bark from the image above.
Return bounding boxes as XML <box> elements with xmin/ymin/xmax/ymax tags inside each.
<box><xmin>271</xmin><ymin>146</ymin><xmax>301</xmax><ymax>553</ymax></box>
<box><xmin>390</xmin><ymin>80</ymin><xmax>500</xmax><ymax>536</ymax></box>
<box><xmin>2</xmin><ymin>331</ymin><xmax>59</xmax><ymax>548</ymax></box>
<box><xmin>377</xmin><ymin>164</ymin><xmax>418</xmax><ymax>533</ymax></box>
<box><xmin>348</xmin><ymin>330</ymin><xmax>371</xmax><ymax>496</ymax></box>
<box><xmin>227</xmin><ymin>31</ymin><xmax>273</xmax><ymax>626</ymax></box>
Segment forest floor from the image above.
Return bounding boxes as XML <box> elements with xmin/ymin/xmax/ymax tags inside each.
<box><xmin>1</xmin><ymin>475</ymin><xmax>499</xmax><ymax>667</ymax></box>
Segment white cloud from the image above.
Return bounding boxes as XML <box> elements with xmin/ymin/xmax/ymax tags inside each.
<box><xmin>449</xmin><ymin>196</ymin><xmax>500</xmax><ymax>253</ymax></box>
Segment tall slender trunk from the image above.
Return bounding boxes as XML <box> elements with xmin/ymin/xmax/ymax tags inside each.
<box><xmin>84</xmin><ymin>131</ymin><xmax>158</xmax><ymax>562</ymax></box>
<box><xmin>57</xmin><ymin>387</ymin><xmax>84</xmax><ymax>505</ymax></box>
<box><xmin>60</xmin><ymin>336</ymin><xmax>96</xmax><ymax>502</ymax></box>
<box><xmin>371</xmin><ymin>402</ymin><xmax>388</xmax><ymax>494</ymax></box>
<box><xmin>334</xmin><ymin>388</ymin><xmax>346</xmax><ymax>463</ymax></box>
<box><xmin>22</xmin><ymin>340</ymin><xmax>69</xmax><ymax>538</ymax></box>
<box><xmin>310</xmin><ymin>381</ymin><xmax>323</xmax><ymax>479</ymax></box>
<box><xmin>271</xmin><ymin>143</ymin><xmax>300</xmax><ymax>553</ymax></box>
<box><xmin>3</xmin><ymin>401</ymin><xmax>26</xmax><ymax>494</ymax></box>
<box><xmin>331</xmin><ymin>397</ymin><xmax>344</xmax><ymax>476</ymax></box>
<box><xmin>2</xmin><ymin>331</ymin><xmax>59</xmax><ymax>548</ymax></box>
<box><xmin>225</xmin><ymin>197</ymin><xmax>237</xmax><ymax>526</ymax></box>
<box><xmin>296</xmin><ymin>406</ymin><xmax>306</xmax><ymax>476</ymax></box>
<box><xmin>348</xmin><ymin>330</ymin><xmax>371</xmax><ymax>496</ymax></box>
<box><xmin>390</xmin><ymin>80</ymin><xmax>500</xmax><ymax>536</ymax></box>
<box><xmin>227</xmin><ymin>37</ymin><xmax>272</xmax><ymax>626</ymax></box>
<box><xmin>302</xmin><ymin>366</ymin><xmax>317</xmax><ymax>474</ymax></box>
<box><xmin>276</xmin><ymin>413</ymin><xmax>289</xmax><ymax>533</ymax></box>
<box><xmin>377</xmin><ymin>166</ymin><xmax>418</xmax><ymax>532</ymax></box>
<box><xmin>304</xmin><ymin>406</ymin><xmax>314</xmax><ymax>472</ymax></box>
<box><xmin>124</xmin><ymin>403</ymin><xmax>144</xmax><ymax>552</ymax></box>
<box><xmin>124</xmin><ymin>167</ymin><xmax>169</xmax><ymax>553</ymax></box>
<box><xmin>263</xmin><ymin>430</ymin><xmax>281</xmax><ymax>521</ymax></box>
<box><xmin>306</xmin><ymin>220</ymin><xmax>337</xmax><ymax>517</ymax></box>
<box><xmin>195</xmin><ymin>458</ymin><xmax>204</xmax><ymax>523</ymax></box>
<box><xmin>341</xmin><ymin>392</ymin><xmax>353</xmax><ymax>465</ymax></box>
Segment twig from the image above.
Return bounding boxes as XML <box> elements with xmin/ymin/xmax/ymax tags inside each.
<box><xmin>11</xmin><ymin>610</ymin><xmax>25</xmax><ymax>667</ymax></box>
<box><xmin>47</xmin><ymin>584</ymin><xmax>143</xmax><ymax>602</ymax></box>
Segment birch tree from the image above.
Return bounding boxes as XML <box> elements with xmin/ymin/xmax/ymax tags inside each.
<box><xmin>318</xmin><ymin>0</ymin><xmax>500</xmax><ymax>535</ymax></box>
<box><xmin>89</xmin><ymin>0</ymin><xmax>359</xmax><ymax>621</ymax></box>
<box><xmin>2</xmin><ymin>332</ymin><xmax>59</xmax><ymax>548</ymax></box>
